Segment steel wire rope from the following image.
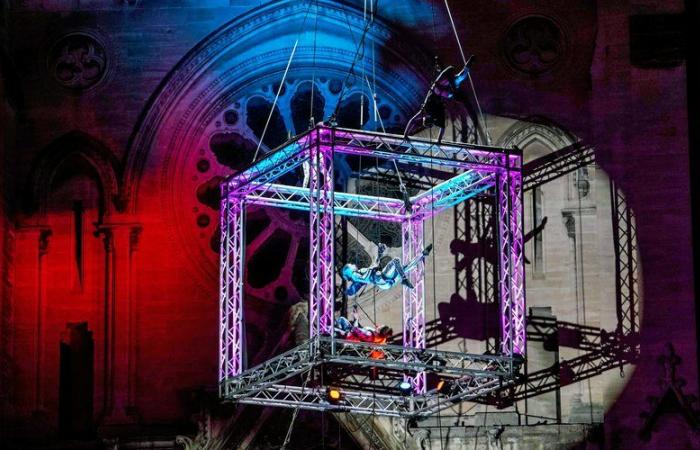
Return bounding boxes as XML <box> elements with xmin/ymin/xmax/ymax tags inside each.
<box><xmin>339</xmin><ymin>0</ymin><xmax>406</xmax><ymax>198</ymax></box>
<box><xmin>310</xmin><ymin>0</ymin><xmax>319</xmax><ymax>127</ymax></box>
<box><xmin>253</xmin><ymin>1</ymin><xmax>314</xmax><ymax>162</ymax></box>
<box><xmin>427</xmin><ymin>6</ymin><xmax>446</xmax><ymax>447</ymax></box>
<box><xmin>328</xmin><ymin>0</ymin><xmax>379</xmax><ymax>123</ymax></box>
<box><xmin>281</xmin><ymin>369</ymin><xmax>315</xmax><ymax>450</ymax></box>
<box><xmin>442</xmin><ymin>0</ymin><xmax>491</xmax><ymax>145</ymax></box>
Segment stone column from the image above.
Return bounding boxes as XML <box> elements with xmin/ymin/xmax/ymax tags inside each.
<box><xmin>14</xmin><ymin>226</ymin><xmax>51</xmax><ymax>414</ymax></box>
<box><xmin>96</xmin><ymin>222</ymin><xmax>141</xmax><ymax>425</ymax></box>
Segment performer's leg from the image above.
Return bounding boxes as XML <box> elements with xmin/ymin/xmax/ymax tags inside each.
<box><xmin>403</xmin><ymin>244</ymin><xmax>434</xmax><ymax>274</ymax></box>
<box><xmin>383</xmin><ymin>258</ymin><xmax>414</xmax><ymax>289</ymax></box>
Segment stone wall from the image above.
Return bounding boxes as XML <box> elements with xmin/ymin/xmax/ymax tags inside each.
<box><xmin>0</xmin><ymin>0</ymin><xmax>695</xmax><ymax>448</ymax></box>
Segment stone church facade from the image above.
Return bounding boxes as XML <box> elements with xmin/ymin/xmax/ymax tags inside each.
<box><xmin>0</xmin><ymin>1</ymin><xmax>695</xmax><ymax>449</ymax></box>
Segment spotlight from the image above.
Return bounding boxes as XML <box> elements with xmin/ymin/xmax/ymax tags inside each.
<box><xmin>436</xmin><ymin>379</ymin><xmax>447</xmax><ymax>393</ymax></box>
<box><xmin>398</xmin><ymin>380</ymin><xmax>413</xmax><ymax>395</ymax></box>
<box><xmin>326</xmin><ymin>386</ymin><xmax>343</xmax><ymax>404</ymax></box>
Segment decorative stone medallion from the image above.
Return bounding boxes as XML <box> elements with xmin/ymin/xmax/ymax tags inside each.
<box><xmin>48</xmin><ymin>32</ymin><xmax>108</xmax><ymax>91</ymax></box>
<box><xmin>503</xmin><ymin>16</ymin><xmax>566</xmax><ymax>76</ymax></box>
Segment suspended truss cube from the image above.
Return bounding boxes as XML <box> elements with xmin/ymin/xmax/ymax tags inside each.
<box><xmin>219</xmin><ymin>125</ymin><xmax>525</xmax><ymax>417</ymax></box>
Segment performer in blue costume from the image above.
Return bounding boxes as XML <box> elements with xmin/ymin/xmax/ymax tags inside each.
<box><xmin>341</xmin><ymin>243</ymin><xmax>433</xmax><ymax>297</ymax></box>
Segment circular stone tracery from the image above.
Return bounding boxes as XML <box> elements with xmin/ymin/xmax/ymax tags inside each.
<box><xmin>140</xmin><ymin>1</ymin><xmax>429</xmax><ymax>305</ymax></box>
<box><xmin>190</xmin><ymin>76</ymin><xmax>406</xmax><ymax>303</ymax></box>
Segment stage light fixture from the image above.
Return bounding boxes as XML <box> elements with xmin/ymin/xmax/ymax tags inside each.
<box><xmin>326</xmin><ymin>386</ymin><xmax>343</xmax><ymax>404</ymax></box>
<box><xmin>398</xmin><ymin>380</ymin><xmax>413</xmax><ymax>395</ymax></box>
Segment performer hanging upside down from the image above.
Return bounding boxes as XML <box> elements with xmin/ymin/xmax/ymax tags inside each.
<box><xmin>334</xmin><ymin>306</ymin><xmax>393</xmax><ymax>347</ymax></box>
<box><xmin>403</xmin><ymin>55</ymin><xmax>475</xmax><ymax>143</ymax></box>
<box><xmin>341</xmin><ymin>242</ymin><xmax>433</xmax><ymax>297</ymax></box>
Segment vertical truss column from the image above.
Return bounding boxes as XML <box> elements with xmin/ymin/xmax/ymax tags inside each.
<box><xmin>220</xmin><ymin>190</ymin><xmax>246</xmax><ymax>393</ymax></box>
<box><xmin>497</xmin><ymin>172</ymin><xmax>513</xmax><ymax>357</ymax></box>
<box><xmin>497</xmin><ymin>164</ymin><xmax>526</xmax><ymax>358</ymax></box>
<box><xmin>402</xmin><ymin>218</ymin><xmax>426</xmax><ymax>394</ymax></box>
<box><xmin>309</xmin><ymin>131</ymin><xmax>335</xmax><ymax>340</ymax></box>
<box><xmin>611</xmin><ymin>182</ymin><xmax>640</xmax><ymax>339</ymax></box>
<box><xmin>509</xmin><ymin>170</ymin><xmax>526</xmax><ymax>356</ymax></box>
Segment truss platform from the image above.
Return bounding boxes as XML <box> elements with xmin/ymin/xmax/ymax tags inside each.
<box><xmin>221</xmin><ymin>336</ymin><xmax>521</xmax><ymax>417</ymax></box>
<box><xmin>218</xmin><ymin>126</ymin><xmax>525</xmax><ymax>417</ymax></box>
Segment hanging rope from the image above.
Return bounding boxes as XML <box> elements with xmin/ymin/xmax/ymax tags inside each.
<box><xmin>328</xmin><ymin>0</ymin><xmax>379</xmax><ymax>123</ymax></box>
<box><xmin>309</xmin><ymin>0</ymin><xmax>319</xmax><ymax>127</ymax></box>
<box><xmin>253</xmin><ymin>2</ymin><xmax>314</xmax><ymax>161</ymax></box>
<box><xmin>363</xmin><ymin>73</ymin><xmax>408</xmax><ymax>203</ymax></box>
<box><xmin>253</xmin><ymin>41</ymin><xmax>298</xmax><ymax>162</ymax></box>
<box><xmin>443</xmin><ymin>0</ymin><xmax>466</xmax><ymax>66</ymax></box>
<box><xmin>442</xmin><ymin>0</ymin><xmax>491</xmax><ymax>145</ymax></box>
<box><xmin>280</xmin><ymin>370</ymin><xmax>313</xmax><ymax>449</ymax></box>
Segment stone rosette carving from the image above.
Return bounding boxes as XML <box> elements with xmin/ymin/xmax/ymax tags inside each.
<box><xmin>47</xmin><ymin>32</ymin><xmax>108</xmax><ymax>91</ymax></box>
<box><xmin>502</xmin><ymin>16</ymin><xmax>566</xmax><ymax>76</ymax></box>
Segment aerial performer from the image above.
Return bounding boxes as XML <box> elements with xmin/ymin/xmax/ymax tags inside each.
<box><xmin>403</xmin><ymin>55</ymin><xmax>475</xmax><ymax>143</ymax></box>
<box><xmin>341</xmin><ymin>243</ymin><xmax>433</xmax><ymax>297</ymax></box>
<box><xmin>334</xmin><ymin>306</ymin><xmax>393</xmax><ymax>345</ymax></box>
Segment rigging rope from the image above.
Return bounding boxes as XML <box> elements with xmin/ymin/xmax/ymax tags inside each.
<box><xmin>442</xmin><ymin>0</ymin><xmax>491</xmax><ymax>145</ymax></box>
<box><xmin>328</xmin><ymin>0</ymin><xmax>378</xmax><ymax>123</ymax></box>
<box><xmin>310</xmin><ymin>0</ymin><xmax>318</xmax><ymax>127</ymax></box>
<box><xmin>253</xmin><ymin>2</ymin><xmax>314</xmax><ymax>162</ymax></box>
<box><xmin>443</xmin><ymin>0</ymin><xmax>466</xmax><ymax>66</ymax></box>
<box><xmin>280</xmin><ymin>369</ymin><xmax>313</xmax><ymax>449</ymax></box>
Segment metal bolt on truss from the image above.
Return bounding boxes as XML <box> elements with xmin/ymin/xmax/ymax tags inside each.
<box><xmin>219</xmin><ymin>125</ymin><xmax>525</xmax><ymax>417</ymax></box>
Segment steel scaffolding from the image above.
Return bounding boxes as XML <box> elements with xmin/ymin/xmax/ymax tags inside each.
<box><xmin>219</xmin><ymin>125</ymin><xmax>524</xmax><ymax>416</ymax></box>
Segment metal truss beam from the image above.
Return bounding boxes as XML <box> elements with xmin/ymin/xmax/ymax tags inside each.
<box><xmin>223</xmin><ymin>337</ymin><xmax>515</xmax><ymax>399</ymax></box>
<box><xmin>232</xmin><ymin>376</ymin><xmax>513</xmax><ymax>418</ymax></box>
<box><xmin>219</xmin><ymin>196</ymin><xmax>245</xmax><ymax>389</ymax></box>
<box><xmin>611</xmin><ymin>183</ymin><xmax>641</xmax><ymax>340</ymax></box>
<box><xmin>411</xmin><ymin>171</ymin><xmax>495</xmax><ymax>219</ymax></box>
<box><xmin>522</xmin><ymin>143</ymin><xmax>594</xmax><ymax>192</ymax></box>
<box><xmin>403</xmin><ymin>219</ymin><xmax>426</xmax><ymax>393</ymax></box>
<box><xmin>245</xmin><ymin>182</ymin><xmax>406</xmax><ymax>221</ymax></box>
<box><xmin>309</xmin><ymin>136</ymin><xmax>335</xmax><ymax>338</ymax></box>
<box><xmin>331</xmin><ymin>127</ymin><xmax>518</xmax><ymax>170</ymax></box>
<box><xmin>497</xmin><ymin>170</ymin><xmax>526</xmax><ymax>357</ymax></box>
<box><xmin>234</xmin><ymin>383</ymin><xmax>426</xmax><ymax>417</ymax></box>
<box><xmin>321</xmin><ymin>338</ymin><xmax>512</xmax><ymax>378</ymax></box>
<box><xmin>222</xmin><ymin>340</ymin><xmax>315</xmax><ymax>398</ymax></box>
<box><xmin>226</xmin><ymin>138</ymin><xmax>311</xmax><ymax>196</ymax></box>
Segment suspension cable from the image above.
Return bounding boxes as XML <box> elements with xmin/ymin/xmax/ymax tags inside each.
<box><xmin>328</xmin><ymin>0</ymin><xmax>379</xmax><ymax>123</ymax></box>
<box><xmin>442</xmin><ymin>0</ymin><xmax>491</xmax><ymax>145</ymax></box>
<box><xmin>443</xmin><ymin>0</ymin><xmax>466</xmax><ymax>66</ymax></box>
<box><xmin>363</xmin><ymin>74</ymin><xmax>407</xmax><ymax>197</ymax></box>
<box><xmin>309</xmin><ymin>0</ymin><xmax>318</xmax><ymax>126</ymax></box>
<box><xmin>280</xmin><ymin>369</ymin><xmax>313</xmax><ymax>449</ymax></box>
<box><xmin>253</xmin><ymin>2</ymin><xmax>313</xmax><ymax>161</ymax></box>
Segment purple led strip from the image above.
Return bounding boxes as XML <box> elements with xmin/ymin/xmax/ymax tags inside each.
<box><xmin>402</xmin><ymin>219</ymin><xmax>426</xmax><ymax>394</ymax></box>
<box><xmin>219</xmin><ymin>193</ymin><xmax>245</xmax><ymax>387</ymax></box>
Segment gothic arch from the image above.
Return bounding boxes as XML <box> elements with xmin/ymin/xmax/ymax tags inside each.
<box><xmin>497</xmin><ymin>115</ymin><xmax>577</xmax><ymax>153</ymax></box>
<box><xmin>25</xmin><ymin>130</ymin><xmax>121</xmax><ymax>218</ymax></box>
